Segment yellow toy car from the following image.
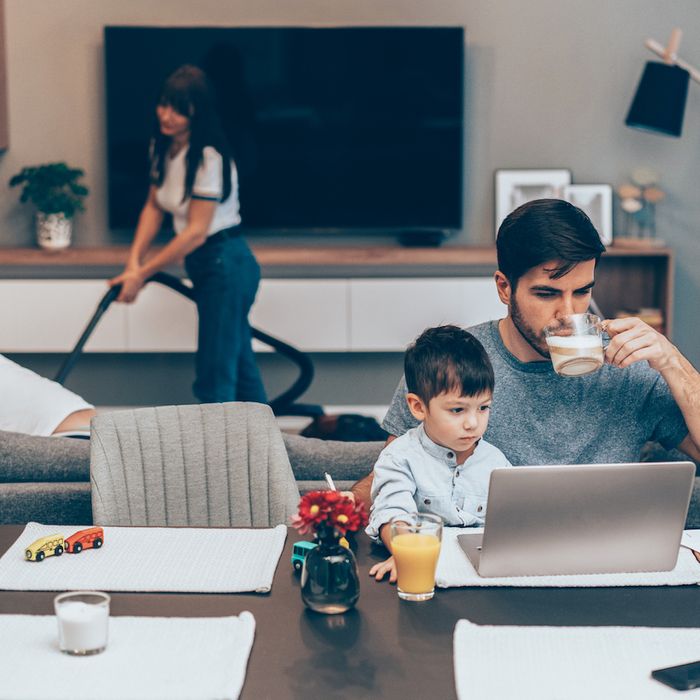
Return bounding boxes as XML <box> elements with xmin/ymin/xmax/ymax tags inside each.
<box><xmin>25</xmin><ymin>534</ymin><xmax>65</xmax><ymax>562</ymax></box>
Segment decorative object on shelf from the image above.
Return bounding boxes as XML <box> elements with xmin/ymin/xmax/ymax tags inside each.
<box><xmin>615</xmin><ymin>167</ymin><xmax>666</xmax><ymax>245</ymax></box>
<box><xmin>9</xmin><ymin>162</ymin><xmax>89</xmax><ymax>250</ymax></box>
<box><xmin>495</xmin><ymin>169</ymin><xmax>571</xmax><ymax>236</ymax></box>
<box><xmin>562</xmin><ymin>184</ymin><xmax>613</xmax><ymax>245</ymax></box>
<box><xmin>625</xmin><ymin>28</ymin><xmax>699</xmax><ymax>138</ymax></box>
<box><xmin>292</xmin><ymin>490</ymin><xmax>367</xmax><ymax>614</ymax></box>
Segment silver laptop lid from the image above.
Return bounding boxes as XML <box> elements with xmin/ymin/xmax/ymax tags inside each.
<box><xmin>477</xmin><ymin>461</ymin><xmax>695</xmax><ymax>577</ymax></box>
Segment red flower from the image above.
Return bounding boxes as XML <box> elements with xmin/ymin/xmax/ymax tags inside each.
<box><xmin>291</xmin><ymin>490</ymin><xmax>368</xmax><ymax>537</ymax></box>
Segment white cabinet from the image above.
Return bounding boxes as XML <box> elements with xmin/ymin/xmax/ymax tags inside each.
<box><xmin>349</xmin><ymin>278</ymin><xmax>505</xmax><ymax>351</ymax></box>
<box><xmin>250</xmin><ymin>280</ymin><xmax>349</xmax><ymax>352</ymax></box>
<box><xmin>127</xmin><ymin>283</ymin><xmax>197</xmax><ymax>352</ymax></box>
<box><xmin>0</xmin><ymin>280</ymin><xmax>126</xmax><ymax>352</ymax></box>
<box><xmin>0</xmin><ymin>277</ymin><xmax>503</xmax><ymax>354</ymax></box>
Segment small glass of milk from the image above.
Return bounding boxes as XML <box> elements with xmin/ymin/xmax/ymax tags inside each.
<box><xmin>54</xmin><ymin>591</ymin><xmax>110</xmax><ymax>655</ymax></box>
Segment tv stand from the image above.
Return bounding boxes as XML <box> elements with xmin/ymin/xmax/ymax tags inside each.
<box><xmin>398</xmin><ymin>230</ymin><xmax>447</xmax><ymax>247</ymax></box>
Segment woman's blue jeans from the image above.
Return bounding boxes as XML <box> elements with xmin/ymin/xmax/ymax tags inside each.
<box><xmin>184</xmin><ymin>233</ymin><xmax>268</xmax><ymax>404</ymax></box>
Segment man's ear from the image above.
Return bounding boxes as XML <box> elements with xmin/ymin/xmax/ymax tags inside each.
<box><xmin>406</xmin><ymin>393</ymin><xmax>428</xmax><ymax>422</ymax></box>
<box><xmin>494</xmin><ymin>271</ymin><xmax>512</xmax><ymax>306</ymax></box>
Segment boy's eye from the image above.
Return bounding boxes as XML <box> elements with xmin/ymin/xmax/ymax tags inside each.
<box><xmin>480</xmin><ymin>405</ymin><xmax>491</xmax><ymax>412</ymax></box>
<box><xmin>450</xmin><ymin>407</ymin><xmax>463</xmax><ymax>414</ymax></box>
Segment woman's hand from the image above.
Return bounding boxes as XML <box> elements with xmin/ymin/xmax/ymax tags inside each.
<box><xmin>109</xmin><ymin>267</ymin><xmax>147</xmax><ymax>303</ymax></box>
<box><xmin>369</xmin><ymin>555</ymin><xmax>397</xmax><ymax>583</ymax></box>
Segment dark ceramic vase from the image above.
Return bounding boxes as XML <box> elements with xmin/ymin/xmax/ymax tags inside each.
<box><xmin>301</xmin><ymin>529</ymin><xmax>360</xmax><ymax>614</ymax></box>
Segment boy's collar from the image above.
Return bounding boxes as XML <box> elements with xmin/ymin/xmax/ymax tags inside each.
<box><xmin>417</xmin><ymin>423</ymin><xmax>463</xmax><ymax>466</ymax></box>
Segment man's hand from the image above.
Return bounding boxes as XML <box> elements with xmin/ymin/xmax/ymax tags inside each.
<box><xmin>369</xmin><ymin>555</ymin><xmax>397</xmax><ymax>583</ymax></box>
<box><xmin>603</xmin><ymin>317</ymin><xmax>680</xmax><ymax>373</ymax></box>
<box><xmin>109</xmin><ymin>267</ymin><xmax>147</xmax><ymax>304</ymax></box>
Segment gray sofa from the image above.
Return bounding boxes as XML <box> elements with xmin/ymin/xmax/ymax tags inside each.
<box><xmin>0</xmin><ymin>429</ymin><xmax>383</xmax><ymax>525</ymax></box>
<box><xmin>2</xmin><ymin>429</ymin><xmax>700</xmax><ymax>527</ymax></box>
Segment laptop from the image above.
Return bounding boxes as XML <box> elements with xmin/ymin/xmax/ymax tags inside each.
<box><xmin>458</xmin><ymin>461</ymin><xmax>695</xmax><ymax>577</ymax></box>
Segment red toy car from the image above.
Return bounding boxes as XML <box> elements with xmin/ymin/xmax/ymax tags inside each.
<box><xmin>64</xmin><ymin>527</ymin><xmax>104</xmax><ymax>553</ymax></box>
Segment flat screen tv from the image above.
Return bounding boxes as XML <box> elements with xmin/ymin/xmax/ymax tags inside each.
<box><xmin>105</xmin><ymin>26</ymin><xmax>464</xmax><ymax>236</ymax></box>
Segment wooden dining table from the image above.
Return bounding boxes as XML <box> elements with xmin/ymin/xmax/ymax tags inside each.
<box><xmin>2</xmin><ymin>525</ymin><xmax>700</xmax><ymax>699</ymax></box>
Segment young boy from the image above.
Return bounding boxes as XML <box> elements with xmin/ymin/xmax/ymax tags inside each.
<box><xmin>367</xmin><ymin>324</ymin><xmax>511</xmax><ymax>582</ymax></box>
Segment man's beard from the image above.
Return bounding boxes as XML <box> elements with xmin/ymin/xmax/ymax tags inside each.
<box><xmin>510</xmin><ymin>296</ymin><xmax>550</xmax><ymax>359</ymax></box>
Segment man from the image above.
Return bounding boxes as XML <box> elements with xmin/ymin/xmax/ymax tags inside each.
<box><xmin>0</xmin><ymin>354</ymin><xmax>95</xmax><ymax>436</ymax></box>
<box><xmin>352</xmin><ymin>198</ymin><xmax>700</xmax><ymax>506</ymax></box>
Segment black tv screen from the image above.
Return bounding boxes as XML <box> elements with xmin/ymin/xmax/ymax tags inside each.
<box><xmin>105</xmin><ymin>26</ymin><xmax>464</xmax><ymax>233</ymax></box>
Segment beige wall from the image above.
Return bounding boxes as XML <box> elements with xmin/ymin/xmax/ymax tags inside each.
<box><xmin>2</xmin><ymin>0</ymin><xmax>700</xmax><ymax>367</ymax></box>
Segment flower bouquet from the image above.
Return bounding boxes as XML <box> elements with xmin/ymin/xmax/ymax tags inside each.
<box><xmin>292</xmin><ymin>491</ymin><xmax>367</xmax><ymax>614</ymax></box>
<box><xmin>292</xmin><ymin>490</ymin><xmax>367</xmax><ymax>541</ymax></box>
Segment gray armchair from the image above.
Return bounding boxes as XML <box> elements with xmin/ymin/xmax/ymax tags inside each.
<box><xmin>90</xmin><ymin>402</ymin><xmax>300</xmax><ymax>527</ymax></box>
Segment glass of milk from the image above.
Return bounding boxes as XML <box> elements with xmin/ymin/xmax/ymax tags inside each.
<box><xmin>543</xmin><ymin>313</ymin><xmax>605</xmax><ymax>377</ymax></box>
<box><xmin>54</xmin><ymin>591</ymin><xmax>110</xmax><ymax>655</ymax></box>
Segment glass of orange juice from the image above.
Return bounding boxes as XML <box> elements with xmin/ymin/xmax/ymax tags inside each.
<box><xmin>390</xmin><ymin>513</ymin><xmax>443</xmax><ymax>601</ymax></box>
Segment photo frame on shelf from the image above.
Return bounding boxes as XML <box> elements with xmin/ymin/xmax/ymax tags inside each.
<box><xmin>495</xmin><ymin>169</ymin><xmax>572</xmax><ymax>236</ymax></box>
<box><xmin>562</xmin><ymin>184</ymin><xmax>613</xmax><ymax>245</ymax></box>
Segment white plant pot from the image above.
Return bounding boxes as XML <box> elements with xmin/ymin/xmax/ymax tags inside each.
<box><xmin>36</xmin><ymin>212</ymin><xmax>73</xmax><ymax>250</ymax></box>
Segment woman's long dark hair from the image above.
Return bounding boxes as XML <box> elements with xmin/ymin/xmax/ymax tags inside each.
<box><xmin>150</xmin><ymin>65</ymin><xmax>232</xmax><ymax>203</ymax></box>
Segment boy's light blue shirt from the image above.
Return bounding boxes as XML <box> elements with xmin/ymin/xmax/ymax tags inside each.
<box><xmin>366</xmin><ymin>423</ymin><xmax>512</xmax><ymax>540</ymax></box>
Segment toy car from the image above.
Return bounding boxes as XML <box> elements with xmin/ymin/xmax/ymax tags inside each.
<box><xmin>25</xmin><ymin>534</ymin><xmax>65</xmax><ymax>562</ymax></box>
<box><xmin>291</xmin><ymin>541</ymin><xmax>317</xmax><ymax>573</ymax></box>
<box><xmin>64</xmin><ymin>526</ymin><xmax>104</xmax><ymax>553</ymax></box>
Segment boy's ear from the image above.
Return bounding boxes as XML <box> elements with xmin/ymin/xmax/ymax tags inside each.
<box><xmin>406</xmin><ymin>393</ymin><xmax>428</xmax><ymax>422</ymax></box>
<box><xmin>494</xmin><ymin>270</ymin><xmax>512</xmax><ymax>306</ymax></box>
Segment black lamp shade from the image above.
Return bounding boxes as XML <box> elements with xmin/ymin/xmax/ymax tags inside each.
<box><xmin>625</xmin><ymin>61</ymin><xmax>690</xmax><ymax>137</ymax></box>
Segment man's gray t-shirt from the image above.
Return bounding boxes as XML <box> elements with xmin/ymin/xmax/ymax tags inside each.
<box><xmin>383</xmin><ymin>320</ymin><xmax>688</xmax><ymax>466</ymax></box>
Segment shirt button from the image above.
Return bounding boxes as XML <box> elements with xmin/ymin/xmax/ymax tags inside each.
<box><xmin>477</xmin><ymin>505</ymin><xmax>483</xmax><ymax>513</ymax></box>
<box><xmin>447</xmin><ymin>452</ymin><xmax>454</xmax><ymax>459</ymax></box>
<box><xmin>424</xmin><ymin>498</ymin><xmax>431</xmax><ymax>505</ymax></box>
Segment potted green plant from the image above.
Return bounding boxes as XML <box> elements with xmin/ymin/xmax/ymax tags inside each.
<box><xmin>9</xmin><ymin>162</ymin><xmax>89</xmax><ymax>250</ymax></box>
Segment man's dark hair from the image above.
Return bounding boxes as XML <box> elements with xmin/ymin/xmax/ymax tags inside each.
<box><xmin>496</xmin><ymin>198</ymin><xmax>606</xmax><ymax>289</ymax></box>
<box><xmin>405</xmin><ymin>325</ymin><xmax>494</xmax><ymax>404</ymax></box>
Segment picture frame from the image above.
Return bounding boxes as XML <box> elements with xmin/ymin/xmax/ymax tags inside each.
<box><xmin>561</xmin><ymin>184</ymin><xmax>613</xmax><ymax>245</ymax></box>
<box><xmin>495</xmin><ymin>169</ymin><xmax>572</xmax><ymax>237</ymax></box>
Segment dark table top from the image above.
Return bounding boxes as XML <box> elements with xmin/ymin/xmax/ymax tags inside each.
<box><xmin>1</xmin><ymin>525</ymin><xmax>700</xmax><ymax>699</ymax></box>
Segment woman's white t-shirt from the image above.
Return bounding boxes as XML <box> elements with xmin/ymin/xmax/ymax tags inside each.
<box><xmin>154</xmin><ymin>145</ymin><xmax>241</xmax><ymax>236</ymax></box>
<box><xmin>0</xmin><ymin>355</ymin><xmax>93</xmax><ymax>436</ymax></box>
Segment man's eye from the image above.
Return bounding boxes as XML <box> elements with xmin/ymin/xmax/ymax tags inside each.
<box><xmin>534</xmin><ymin>292</ymin><xmax>556</xmax><ymax>298</ymax></box>
<box><xmin>574</xmin><ymin>289</ymin><xmax>592</xmax><ymax>296</ymax></box>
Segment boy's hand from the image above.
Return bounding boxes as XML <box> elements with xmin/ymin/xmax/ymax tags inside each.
<box><xmin>369</xmin><ymin>555</ymin><xmax>397</xmax><ymax>583</ymax></box>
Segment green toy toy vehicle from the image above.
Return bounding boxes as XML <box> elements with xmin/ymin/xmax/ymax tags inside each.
<box><xmin>291</xmin><ymin>541</ymin><xmax>318</xmax><ymax>573</ymax></box>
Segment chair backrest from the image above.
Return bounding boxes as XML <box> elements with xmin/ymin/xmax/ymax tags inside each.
<box><xmin>90</xmin><ymin>402</ymin><xmax>300</xmax><ymax>527</ymax></box>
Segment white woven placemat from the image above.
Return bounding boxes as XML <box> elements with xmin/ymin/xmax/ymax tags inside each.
<box><xmin>454</xmin><ymin>619</ymin><xmax>700</xmax><ymax>699</ymax></box>
<box><xmin>0</xmin><ymin>522</ymin><xmax>287</xmax><ymax>592</ymax></box>
<box><xmin>0</xmin><ymin>612</ymin><xmax>255</xmax><ymax>700</ymax></box>
<box><xmin>437</xmin><ymin>527</ymin><xmax>700</xmax><ymax>587</ymax></box>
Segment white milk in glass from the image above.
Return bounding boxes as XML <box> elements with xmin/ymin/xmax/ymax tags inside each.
<box><xmin>545</xmin><ymin>334</ymin><xmax>603</xmax><ymax>376</ymax></box>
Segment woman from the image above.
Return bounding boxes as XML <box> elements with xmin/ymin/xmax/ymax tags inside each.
<box><xmin>110</xmin><ymin>65</ymin><xmax>267</xmax><ymax>404</ymax></box>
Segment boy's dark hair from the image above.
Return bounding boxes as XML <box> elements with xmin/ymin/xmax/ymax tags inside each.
<box><xmin>496</xmin><ymin>198</ymin><xmax>606</xmax><ymax>289</ymax></box>
<box><xmin>405</xmin><ymin>325</ymin><xmax>494</xmax><ymax>404</ymax></box>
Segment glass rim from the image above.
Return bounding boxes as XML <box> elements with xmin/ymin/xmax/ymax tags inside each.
<box><xmin>54</xmin><ymin>590</ymin><xmax>111</xmax><ymax>606</ymax></box>
<box><xmin>543</xmin><ymin>312</ymin><xmax>602</xmax><ymax>335</ymax></box>
<box><xmin>389</xmin><ymin>512</ymin><xmax>443</xmax><ymax>530</ymax></box>
<box><xmin>389</xmin><ymin>512</ymin><xmax>442</xmax><ymax>525</ymax></box>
